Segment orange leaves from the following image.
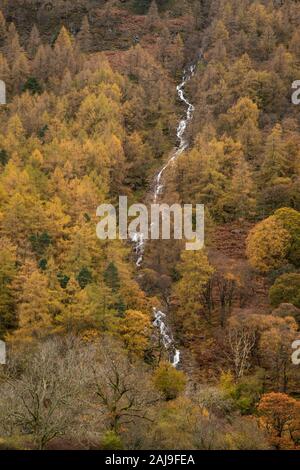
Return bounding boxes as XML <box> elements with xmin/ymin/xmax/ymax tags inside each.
<box><xmin>257</xmin><ymin>392</ymin><xmax>300</xmax><ymax>449</ymax></box>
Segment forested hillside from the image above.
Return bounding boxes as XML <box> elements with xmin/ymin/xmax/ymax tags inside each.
<box><xmin>0</xmin><ymin>0</ymin><xmax>299</xmax><ymax>451</ymax></box>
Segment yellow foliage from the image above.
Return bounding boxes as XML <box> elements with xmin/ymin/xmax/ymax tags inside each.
<box><xmin>246</xmin><ymin>216</ymin><xmax>291</xmax><ymax>272</ymax></box>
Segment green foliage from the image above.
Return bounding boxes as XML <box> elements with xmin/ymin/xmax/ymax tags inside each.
<box><xmin>247</xmin><ymin>208</ymin><xmax>300</xmax><ymax>274</ymax></box>
<box><xmin>76</xmin><ymin>267</ymin><xmax>93</xmax><ymax>289</ymax></box>
<box><xmin>132</xmin><ymin>0</ymin><xmax>152</xmax><ymax>14</ymax></box>
<box><xmin>101</xmin><ymin>431</ymin><xmax>124</xmax><ymax>450</ymax></box>
<box><xmin>269</xmin><ymin>273</ymin><xmax>300</xmax><ymax>309</ymax></box>
<box><xmin>57</xmin><ymin>273</ymin><xmax>70</xmax><ymax>289</ymax></box>
<box><xmin>246</xmin><ymin>215</ymin><xmax>291</xmax><ymax>273</ymax></box>
<box><xmin>0</xmin><ymin>436</ymin><xmax>27</xmax><ymax>450</ymax></box>
<box><xmin>37</xmin><ymin>125</ymin><xmax>48</xmax><ymax>140</ymax></box>
<box><xmin>104</xmin><ymin>262</ymin><xmax>120</xmax><ymax>292</ymax></box>
<box><xmin>132</xmin><ymin>0</ymin><xmax>172</xmax><ymax>14</ymax></box>
<box><xmin>29</xmin><ymin>232</ymin><xmax>52</xmax><ymax>256</ymax></box>
<box><xmin>38</xmin><ymin>258</ymin><xmax>47</xmax><ymax>271</ymax></box>
<box><xmin>274</xmin><ymin>208</ymin><xmax>300</xmax><ymax>267</ymax></box>
<box><xmin>220</xmin><ymin>371</ymin><xmax>264</xmax><ymax>415</ymax></box>
<box><xmin>153</xmin><ymin>362</ymin><xmax>186</xmax><ymax>400</ymax></box>
<box><xmin>0</xmin><ymin>240</ymin><xmax>17</xmax><ymax>336</ymax></box>
<box><xmin>0</xmin><ymin>149</ymin><xmax>8</xmax><ymax>165</ymax></box>
<box><xmin>22</xmin><ymin>77</ymin><xmax>43</xmax><ymax>95</ymax></box>
<box><xmin>149</xmin><ymin>397</ymin><xmax>201</xmax><ymax>449</ymax></box>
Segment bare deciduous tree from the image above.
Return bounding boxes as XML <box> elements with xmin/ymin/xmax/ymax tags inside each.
<box><xmin>226</xmin><ymin>326</ymin><xmax>256</xmax><ymax>379</ymax></box>
<box><xmin>0</xmin><ymin>337</ymin><xmax>88</xmax><ymax>449</ymax></box>
<box><xmin>89</xmin><ymin>339</ymin><xmax>160</xmax><ymax>433</ymax></box>
<box><xmin>215</xmin><ymin>273</ymin><xmax>237</xmax><ymax>328</ymax></box>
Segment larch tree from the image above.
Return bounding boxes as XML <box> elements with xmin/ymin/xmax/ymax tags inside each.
<box><xmin>5</xmin><ymin>22</ymin><xmax>22</xmax><ymax>66</ymax></box>
<box><xmin>27</xmin><ymin>24</ymin><xmax>42</xmax><ymax>59</ymax></box>
<box><xmin>11</xmin><ymin>51</ymin><xmax>30</xmax><ymax>93</ymax></box>
<box><xmin>172</xmin><ymin>249</ymin><xmax>214</xmax><ymax>332</ymax></box>
<box><xmin>157</xmin><ymin>25</ymin><xmax>171</xmax><ymax>66</ymax></box>
<box><xmin>221</xmin><ymin>156</ymin><xmax>256</xmax><ymax>220</ymax></box>
<box><xmin>32</xmin><ymin>44</ymin><xmax>52</xmax><ymax>82</ymax></box>
<box><xmin>0</xmin><ymin>10</ymin><xmax>6</xmax><ymax>47</ymax></box>
<box><xmin>118</xmin><ymin>309</ymin><xmax>151</xmax><ymax>357</ymax></box>
<box><xmin>0</xmin><ymin>237</ymin><xmax>17</xmax><ymax>336</ymax></box>
<box><xmin>261</xmin><ymin>124</ymin><xmax>289</xmax><ymax>183</ymax></box>
<box><xmin>53</xmin><ymin>26</ymin><xmax>78</xmax><ymax>77</ymax></box>
<box><xmin>12</xmin><ymin>269</ymin><xmax>55</xmax><ymax>343</ymax></box>
<box><xmin>290</xmin><ymin>30</ymin><xmax>300</xmax><ymax>60</ymax></box>
<box><xmin>168</xmin><ymin>34</ymin><xmax>185</xmax><ymax>76</ymax></box>
<box><xmin>146</xmin><ymin>0</ymin><xmax>161</xmax><ymax>31</ymax></box>
<box><xmin>124</xmin><ymin>131</ymin><xmax>151</xmax><ymax>189</ymax></box>
<box><xmin>226</xmin><ymin>97</ymin><xmax>261</xmax><ymax>161</ymax></box>
<box><xmin>258</xmin><ymin>25</ymin><xmax>276</xmax><ymax>60</ymax></box>
<box><xmin>0</xmin><ymin>52</ymin><xmax>10</xmax><ymax>86</ymax></box>
<box><xmin>76</xmin><ymin>16</ymin><xmax>92</xmax><ymax>53</ymax></box>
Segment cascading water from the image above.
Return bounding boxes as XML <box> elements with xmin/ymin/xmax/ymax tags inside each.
<box><xmin>154</xmin><ymin>64</ymin><xmax>196</xmax><ymax>203</ymax></box>
<box><xmin>132</xmin><ymin>63</ymin><xmax>197</xmax><ymax>367</ymax></box>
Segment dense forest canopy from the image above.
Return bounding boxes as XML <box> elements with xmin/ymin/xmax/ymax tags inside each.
<box><xmin>0</xmin><ymin>0</ymin><xmax>299</xmax><ymax>451</ymax></box>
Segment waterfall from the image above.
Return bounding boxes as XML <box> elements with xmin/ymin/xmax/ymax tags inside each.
<box><xmin>132</xmin><ymin>63</ymin><xmax>197</xmax><ymax>367</ymax></box>
<box><xmin>154</xmin><ymin>64</ymin><xmax>196</xmax><ymax>203</ymax></box>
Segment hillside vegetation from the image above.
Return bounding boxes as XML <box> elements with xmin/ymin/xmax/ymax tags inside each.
<box><xmin>0</xmin><ymin>0</ymin><xmax>299</xmax><ymax>450</ymax></box>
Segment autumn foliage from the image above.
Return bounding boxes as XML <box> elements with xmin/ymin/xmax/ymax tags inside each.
<box><xmin>0</xmin><ymin>0</ymin><xmax>299</xmax><ymax>451</ymax></box>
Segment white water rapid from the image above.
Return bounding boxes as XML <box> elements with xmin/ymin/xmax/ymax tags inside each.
<box><xmin>153</xmin><ymin>64</ymin><xmax>196</xmax><ymax>203</ymax></box>
<box><xmin>132</xmin><ymin>63</ymin><xmax>197</xmax><ymax>367</ymax></box>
